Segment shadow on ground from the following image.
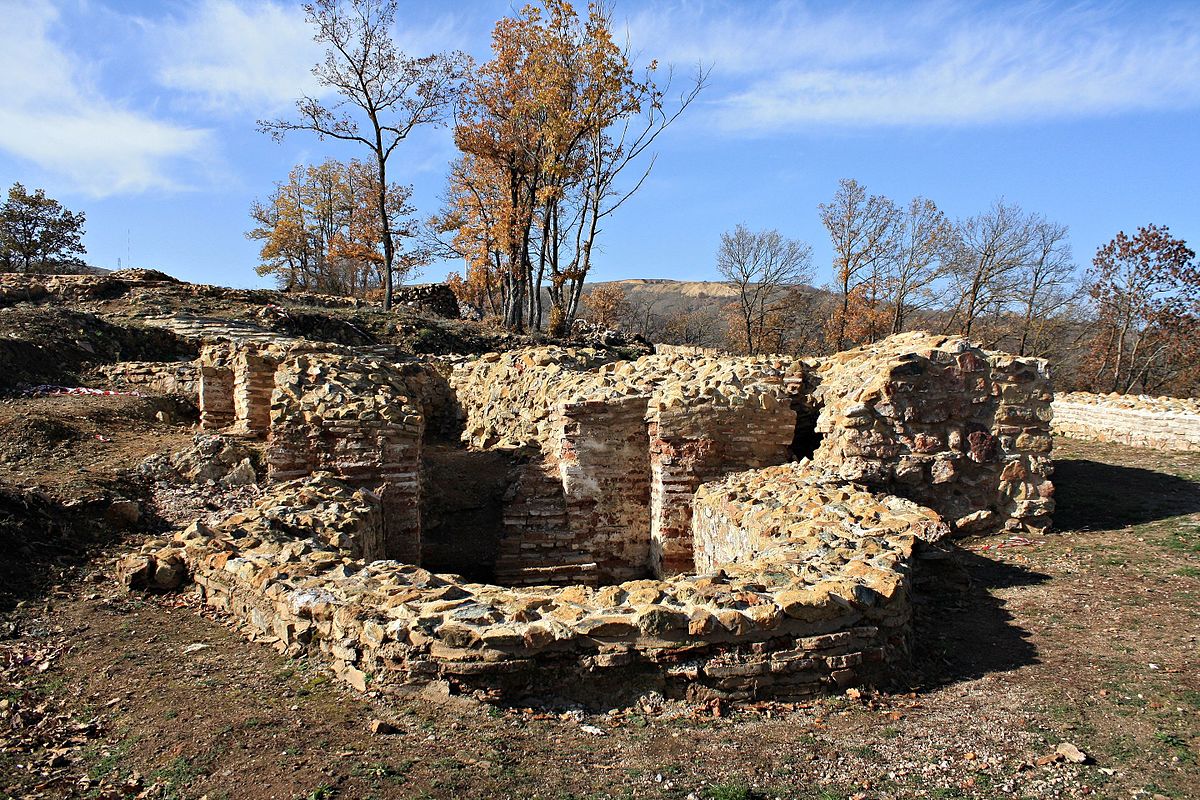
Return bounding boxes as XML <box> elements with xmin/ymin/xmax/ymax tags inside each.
<box><xmin>907</xmin><ymin>546</ymin><xmax>1049</xmax><ymax>691</ymax></box>
<box><xmin>1053</xmin><ymin>458</ymin><xmax>1200</xmax><ymax>532</ymax></box>
<box><xmin>0</xmin><ymin>488</ymin><xmax>130</xmax><ymax>613</ymax></box>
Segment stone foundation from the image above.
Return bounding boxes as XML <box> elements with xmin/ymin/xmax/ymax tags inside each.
<box><xmin>120</xmin><ymin>330</ymin><xmax>1057</xmax><ymax>703</ymax></box>
<box><xmin>1053</xmin><ymin>392</ymin><xmax>1200</xmax><ymax>452</ymax></box>
<box><xmin>122</xmin><ymin>461</ymin><xmax>944</xmax><ymax>701</ymax></box>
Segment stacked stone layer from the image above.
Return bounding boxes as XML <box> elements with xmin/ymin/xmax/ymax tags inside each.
<box><xmin>118</xmin><ymin>330</ymin><xmax>1058</xmax><ymax>702</ymax></box>
<box><xmin>121</xmin><ymin>462</ymin><xmax>943</xmax><ymax>701</ymax></box>
<box><xmin>267</xmin><ymin>348</ymin><xmax>425</xmax><ymax>563</ymax></box>
<box><xmin>91</xmin><ymin>360</ymin><xmax>198</xmax><ymax>399</ymax></box>
<box><xmin>392</xmin><ymin>283</ymin><xmax>460</xmax><ymax>319</ymax></box>
<box><xmin>1052</xmin><ymin>392</ymin><xmax>1200</xmax><ymax>452</ymax></box>
<box><xmin>812</xmin><ymin>333</ymin><xmax>1054</xmax><ymax>534</ymax></box>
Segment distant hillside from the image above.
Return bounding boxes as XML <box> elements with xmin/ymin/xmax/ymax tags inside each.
<box><xmin>585</xmin><ymin>279</ymin><xmax>741</xmax><ymax>315</ymax></box>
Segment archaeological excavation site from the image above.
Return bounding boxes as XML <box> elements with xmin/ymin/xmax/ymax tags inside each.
<box><xmin>93</xmin><ymin>271</ymin><xmax>1055</xmax><ymax>703</ymax></box>
<box><xmin>4</xmin><ymin>271</ymin><xmax>1200</xmax><ymax>800</ymax></box>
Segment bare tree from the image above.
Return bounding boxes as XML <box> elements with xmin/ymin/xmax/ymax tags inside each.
<box><xmin>943</xmin><ymin>199</ymin><xmax>1038</xmax><ymax>339</ymax></box>
<box><xmin>260</xmin><ymin>0</ymin><xmax>465</xmax><ymax>310</ymax></box>
<box><xmin>886</xmin><ymin>196</ymin><xmax>952</xmax><ymax>334</ymax></box>
<box><xmin>716</xmin><ymin>224</ymin><xmax>814</xmax><ymax>355</ymax></box>
<box><xmin>1013</xmin><ymin>220</ymin><xmax>1077</xmax><ymax>356</ymax></box>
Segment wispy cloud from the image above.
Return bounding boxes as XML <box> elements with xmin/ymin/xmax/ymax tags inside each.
<box><xmin>149</xmin><ymin>0</ymin><xmax>324</xmax><ymax>114</ymax></box>
<box><xmin>148</xmin><ymin>0</ymin><xmax>479</xmax><ymax>115</ymax></box>
<box><xmin>626</xmin><ymin>1</ymin><xmax>1200</xmax><ymax>131</ymax></box>
<box><xmin>0</xmin><ymin>0</ymin><xmax>214</xmax><ymax>197</ymax></box>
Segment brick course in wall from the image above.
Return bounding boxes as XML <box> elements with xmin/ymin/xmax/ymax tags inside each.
<box><xmin>267</xmin><ymin>347</ymin><xmax>425</xmax><ymax>563</ymax></box>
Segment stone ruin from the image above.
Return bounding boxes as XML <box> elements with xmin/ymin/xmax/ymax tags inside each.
<box><xmin>119</xmin><ymin>331</ymin><xmax>1054</xmax><ymax>702</ymax></box>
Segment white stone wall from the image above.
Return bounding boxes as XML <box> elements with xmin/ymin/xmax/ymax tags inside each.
<box><xmin>1052</xmin><ymin>392</ymin><xmax>1200</xmax><ymax>452</ymax></box>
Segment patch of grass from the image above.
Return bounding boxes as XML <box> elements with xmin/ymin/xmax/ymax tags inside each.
<box><xmin>703</xmin><ymin>783</ymin><xmax>761</xmax><ymax>800</ymax></box>
<box><xmin>1162</xmin><ymin>529</ymin><xmax>1200</xmax><ymax>554</ymax></box>
<box><xmin>300</xmin><ymin>786</ymin><xmax>338</xmax><ymax>800</ymax></box>
<box><xmin>1105</xmin><ymin>734</ymin><xmax>1141</xmax><ymax>763</ymax></box>
<box><xmin>880</xmin><ymin>725</ymin><xmax>901</xmax><ymax>739</ymax></box>
<box><xmin>810</xmin><ymin>790</ymin><xmax>850</xmax><ymax>800</ymax></box>
<box><xmin>1155</xmin><ymin>732</ymin><xmax>1188</xmax><ymax>748</ymax></box>
<box><xmin>154</xmin><ymin>756</ymin><xmax>208</xmax><ymax>800</ymax></box>
<box><xmin>87</xmin><ymin>737</ymin><xmax>135</xmax><ymax>781</ymax></box>
<box><xmin>1154</xmin><ymin>731</ymin><xmax>1197</xmax><ymax>763</ymax></box>
<box><xmin>352</xmin><ymin>760</ymin><xmax>413</xmax><ymax>783</ymax></box>
<box><xmin>296</xmin><ymin>674</ymin><xmax>329</xmax><ymax>696</ymax></box>
<box><xmin>930</xmin><ymin>789</ymin><xmax>966</xmax><ymax>799</ymax></box>
<box><xmin>1175</xmin><ymin>566</ymin><xmax>1200</xmax><ymax>578</ymax></box>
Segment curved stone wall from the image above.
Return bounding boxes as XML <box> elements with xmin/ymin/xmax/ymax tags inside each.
<box><xmin>120</xmin><ymin>330</ymin><xmax>1057</xmax><ymax>703</ymax></box>
<box><xmin>121</xmin><ymin>461</ymin><xmax>944</xmax><ymax>701</ymax></box>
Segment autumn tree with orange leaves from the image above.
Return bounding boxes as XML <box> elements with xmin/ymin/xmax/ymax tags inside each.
<box><xmin>260</xmin><ymin>0</ymin><xmax>465</xmax><ymax>310</ymax></box>
<box><xmin>248</xmin><ymin>158</ymin><xmax>422</xmax><ymax>296</ymax></box>
<box><xmin>819</xmin><ymin>179</ymin><xmax>901</xmax><ymax>350</ymax></box>
<box><xmin>440</xmin><ymin>0</ymin><xmax>704</xmax><ymax>331</ymax></box>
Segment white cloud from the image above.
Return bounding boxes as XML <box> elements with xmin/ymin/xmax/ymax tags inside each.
<box><xmin>150</xmin><ymin>0</ymin><xmax>324</xmax><ymax>113</ymax></box>
<box><xmin>625</xmin><ymin>1</ymin><xmax>1200</xmax><ymax>131</ymax></box>
<box><xmin>0</xmin><ymin>0</ymin><xmax>214</xmax><ymax>196</ymax></box>
<box><xmin>148</xmin><ymin>0</ymin><xmax>477</xmax><ymax>115</ymax></box>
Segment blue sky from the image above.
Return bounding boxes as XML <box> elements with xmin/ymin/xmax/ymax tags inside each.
<box><xmin>1</xmin><ymin>0</ymin><xmax>1198</xmax><ymax>289</ymax></box>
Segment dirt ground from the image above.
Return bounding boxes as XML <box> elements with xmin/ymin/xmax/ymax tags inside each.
<box><xmin>1</xmin><ymin>432</ymin><xmax>1198</xmax><ymax>800</ymax></box>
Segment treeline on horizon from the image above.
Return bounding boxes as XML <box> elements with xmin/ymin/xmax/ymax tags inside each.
<box><xmin>580</xmin><ymin>182</ymin><xmax>1200</xmax><ymax>399</ymax></box>
<box><xmin>1</xmin><ymin>0</ymin><xmax>1196</xmax><ymax>398</ymax></box>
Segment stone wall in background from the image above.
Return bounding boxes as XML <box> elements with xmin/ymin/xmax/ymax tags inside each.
<box><xmin>1052</xmin><ymin>392</ymin><xmax>1200</xmax><ymax>452</ymax></box>
<box><xmin>0</xmin><ymin>271</ymin><xmax>365</xmax><ymax>310</ymax></box>
<box><xmin>392</xmin><ymin>283</ymin><xmax>460</xmax><ymax>319</ymax></box>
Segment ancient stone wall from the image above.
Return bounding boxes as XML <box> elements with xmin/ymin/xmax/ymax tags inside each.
<box><xmin>1052</xmin><ymin>392</ymin><xmax>1200</xmax><ymax>452</ymax></box>
<box><xmin>119</xmin><ymin>329</ymin><xmax>1061</xmax><ymax>704</ymax></box>
<box><xmin>91</xmin><ymin>360</ymin><xmax>198</xmax><ymax>399</ymax></box>
<box><xmin>450</xmin><ymin>348</ymin><xmax>814</xmax><ymax>580</ymax></box>
<box><xmin>197</xmin><ymin>344</ymin><xmax>235</xmax><ymax>431</ymax></box>
<box><xmin>392</xmin><ymin>283</ymin><xmax>460</xmax><ymax>319</ymax></box>
<box><xmin>267</xmin><ymin>348</ymin><xmax>425</xmax><ymax>562</ymax></box>
<box><xmin>812</xmin><ymin>333</ymin><xmax>1053</xmax><ymax>534</ymax></box>
<box><xmin>121</xmin><ymin>460</ymin><xmax>945</xmax><ymax>701</ymax></box>
<box><xmin>230</xmin><ymin>342</ymin><xmax>287</xmax><ymax>437</ymax></box>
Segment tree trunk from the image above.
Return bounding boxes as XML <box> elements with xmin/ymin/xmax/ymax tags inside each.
<box><xmin>372</xmin><ymin>124</ymin><xmax>393</xmax><ymax>311</ymax></box>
